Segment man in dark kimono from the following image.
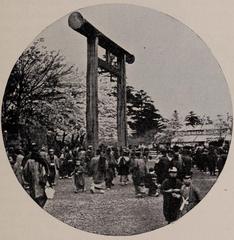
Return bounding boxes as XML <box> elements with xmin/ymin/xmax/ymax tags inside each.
<box><xmin>207</xmin><ymin>145</ymin><xmax>218</xmax><ymax>176</ymax></box>
<box><xmin>181</xmin><ymin>148</ymin><xmax>193</xmax><ymax>177</ymax></box>
<box><xmin>161</xmin><ymin>167</ymin><xmax>182</xmax><ymax>224</ymax></box>
<box><xmin>171</xmin><ymin>148</ymin><xmax>183</xmax><ymax>181</ymax></box>
<box><xmin>154</xmin><ymin>149</ymin><xmax>170</xmax><ymax>184</ymax></box>
<box><xmin>200</xmin><ymin>148</ymin><xmax>209</xmax><ymax>172</ymax></box>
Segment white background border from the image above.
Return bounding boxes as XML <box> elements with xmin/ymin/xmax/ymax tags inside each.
<box><xmin>0</xmin><ymin>1</ymin><xmax>234</xmax><ymax>239</ymax></box>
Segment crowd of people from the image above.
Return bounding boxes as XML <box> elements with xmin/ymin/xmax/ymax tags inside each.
<box><xmin>6</xmin><ymin>140</ymin><xmax>229</xmax><ymax>224</ymax></box>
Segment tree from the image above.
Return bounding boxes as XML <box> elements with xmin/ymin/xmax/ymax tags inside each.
<box><xmin>105</xmin><ymin>75</ymin><xmax>165</xmax><ymax>137</ymax></box>
<box><xmin>156</xmin><ymin>110</ymin><xmax>182</xmax><ymax>145</ymax></box>
<box><xmin>44</xmin><ymin>69</ymin><xmax>86</xmax><ymax>147</ymax></box>
<box><xmin>2</xmin><ymin>38</ymin><xmax>74</xmax><ymax>141</ymax></box>
<box><xmin>168</xmin><ymin>110</ymin><xmax>182</xmax><ymax>130</ymax></box>
<box><xmin>184</xmin><ymin>111</ymin><xmax>202</xmax><ymax>127</ymax></box>
<box><xmin>199</xmin><ymin>115</ymin><xmax>213</xmax><ymax>125</ymax></box>
<box><xmin>127</xmin><ymin>89</ymin><xmax>164</xmax><ymax>136</ymax></box>
<box><xmin>97</xmin><ymin>53</ymin><xmax>166</xmax><ymax>139</ymax></box>
<box><xmin>98</xmin><ymin>76</ymin><xmax>117</xmax><ymax>142</ymax></box>
<box><xmin>214</xmin><ymin>113</ymin><xmax>233</xmax><ymax>138</ymax></box>
<box><xmin>205</xmin><ymin>115</ymin><xmax>213</xmax><ymax>125</ymax></box>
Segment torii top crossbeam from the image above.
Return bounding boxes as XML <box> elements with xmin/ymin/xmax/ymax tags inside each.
<box><xmin>68</xmin><ymin>12</ymin><xmax>135</xmax><ymax>150</ymax></box>
<box><xmin>68</xmin><ymin>12</ymin><xmax>135</xmax><ymax>64</ymax></box>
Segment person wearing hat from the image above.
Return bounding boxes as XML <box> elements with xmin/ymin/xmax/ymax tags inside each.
<box><xmin>161</xmin><ymin>167</ymin><xmax>183</xmax><ymax>223</ymax></box>
<box><xmin>179</xmin><ymin>172</ymin><xmax>201</xmax><ymax>217</ymax></box>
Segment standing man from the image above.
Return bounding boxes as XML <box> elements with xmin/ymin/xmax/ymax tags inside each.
<box><xmin>181</xmin><ymin>148</ymin><xmax>193</xmax><ymax>177</ymax></box>
<box><xmin>23</xmin><ymin>143</ymin><xmax>51</xmax><ymax>208</ymax></box>
<box><xmin>63</xmin><ymin>146</ymin><xmax>72</xmax><ymax>178</ymax></box>
<box><xmin>154</xmin><ymin>149</ymin><xmax>170</xmax><ymax>184</ymax></box>
<box><xmin>131</xmin><ymin>150</ymin><xmax>147</xmax><ymax>198</ymax></box>
<box><xmin>105</xmin><ymin>147</ymin><xmax>116</xmax><ymax>189</ymax></box>
<box><xmin>47</xmin><ymin>148</ymin><xmax>60</xmax><ymax>186</ymax></box>
<box><xmin>89</xmin><ymin>149</ymin><xmax>107</xmax><ymax>194</ymax></box>
<box><xmin>85</xmin><ymin>145</ymin><xmax>94</xmax><ymax>173</ymax></box>
<box><xmin>171</xmin><ymin>147</ymin><xmax>183</xmax><ymax>181</ymax></box>
<box><xmin>58</xmin><ymin>147</ymin><xmax>66</xmax><ymax>179</ymax></box>
<box><xmin>207</xmin><ymin>144</ymin><xmax>218</xmax><ymax>176</ymax></box>
<box><xmin>161</xmin><ymin>167</ymin><xmax>182</xmax><ymax>224</ymax></box>
<box><xmin>72</xmin><ymin>160</ymin><xmax>86</xmax><ymax>193</ymax></box>
<box><xmin>117</xmin><ymin>149</ymin><xmax>130</xmax><ymax>185</ymax></box>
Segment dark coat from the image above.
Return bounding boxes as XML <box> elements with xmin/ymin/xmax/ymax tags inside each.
<box><xmin>181</xmin><ymin>155</ymin><xmax>192</xmax><ymax>175</ymax></box>
<box><xmin>145</xmin><ymin>173</ymin><xmax>158</xmax><ymax>195</ymax></box>
<box><xmin>172</xmin><ymin>154</ymin><xmax>183</xmax><ymax>180</ymax></box>
<box><xmin>161</xmin><ymin>177</ymin><xmax>183</xmax><ymax>222</ymax></box>
<box><xmin>207</xmin><ymin>151</ymin><xmax>218</xmax><ymax>172</ymax></box>
<box><xmin>154</xmin><ymin>156</ymin><xmax>170</xmax><ymax>184</ymax></box>
<box><xmin>117</xmin><ymin>156</ymin><xmax>130</xmax><ymax>176</ymax></box>
<box><xmin>73</xmin><ymin>165</ymin><xmax>85</xmax><ymax>189</ymax></box>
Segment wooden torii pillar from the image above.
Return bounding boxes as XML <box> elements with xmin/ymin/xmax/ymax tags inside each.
<box><xmin>68</xmin><ymin>12</ymin><xmax>135</xmax><ymax>151</ymax></box>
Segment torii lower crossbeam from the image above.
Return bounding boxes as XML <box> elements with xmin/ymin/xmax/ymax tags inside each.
<box><xmin>68</xmin><ymin>12</ymin><xmax>135</xmax><ymax>151</ymax></box>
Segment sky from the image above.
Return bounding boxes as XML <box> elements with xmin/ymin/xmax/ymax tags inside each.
<box><xmin>38</xmin><ymin>4</ymin><xmax>232</xmax><ymax>120</ymax></box>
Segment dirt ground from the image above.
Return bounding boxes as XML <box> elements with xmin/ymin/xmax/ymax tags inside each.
<box><xmin>44</xmin><ymin>168</ymin><xmax>217</xmax><ymax>236</ymax></box>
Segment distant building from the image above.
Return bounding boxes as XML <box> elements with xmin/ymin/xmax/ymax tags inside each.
<box><xmin>171</xmin><ymin>124</ymin><xmax>232</xmax><ymax>146</ymax></box>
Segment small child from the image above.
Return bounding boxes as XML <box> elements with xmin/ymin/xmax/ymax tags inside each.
<box><xmin>71</xmin><ymin>161</ymin><xmax>85</xmax><ymax>193</ymax></box>
<box><xmin>144</xmin><ymin>168</ymin><xmax>160</xmax><ymax>197</ymax></box>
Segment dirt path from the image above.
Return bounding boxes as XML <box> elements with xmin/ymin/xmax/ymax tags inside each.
<box><xmin>45</xmin><ymin>170</ymin><xmax>216</xmax><ymax>236</ymax></box>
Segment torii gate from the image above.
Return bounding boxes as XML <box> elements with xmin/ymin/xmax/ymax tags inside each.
<box><xmin>68</xmin><ymin>12</ymin><xmax>135</xmax><ymax>151</ymax></box>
